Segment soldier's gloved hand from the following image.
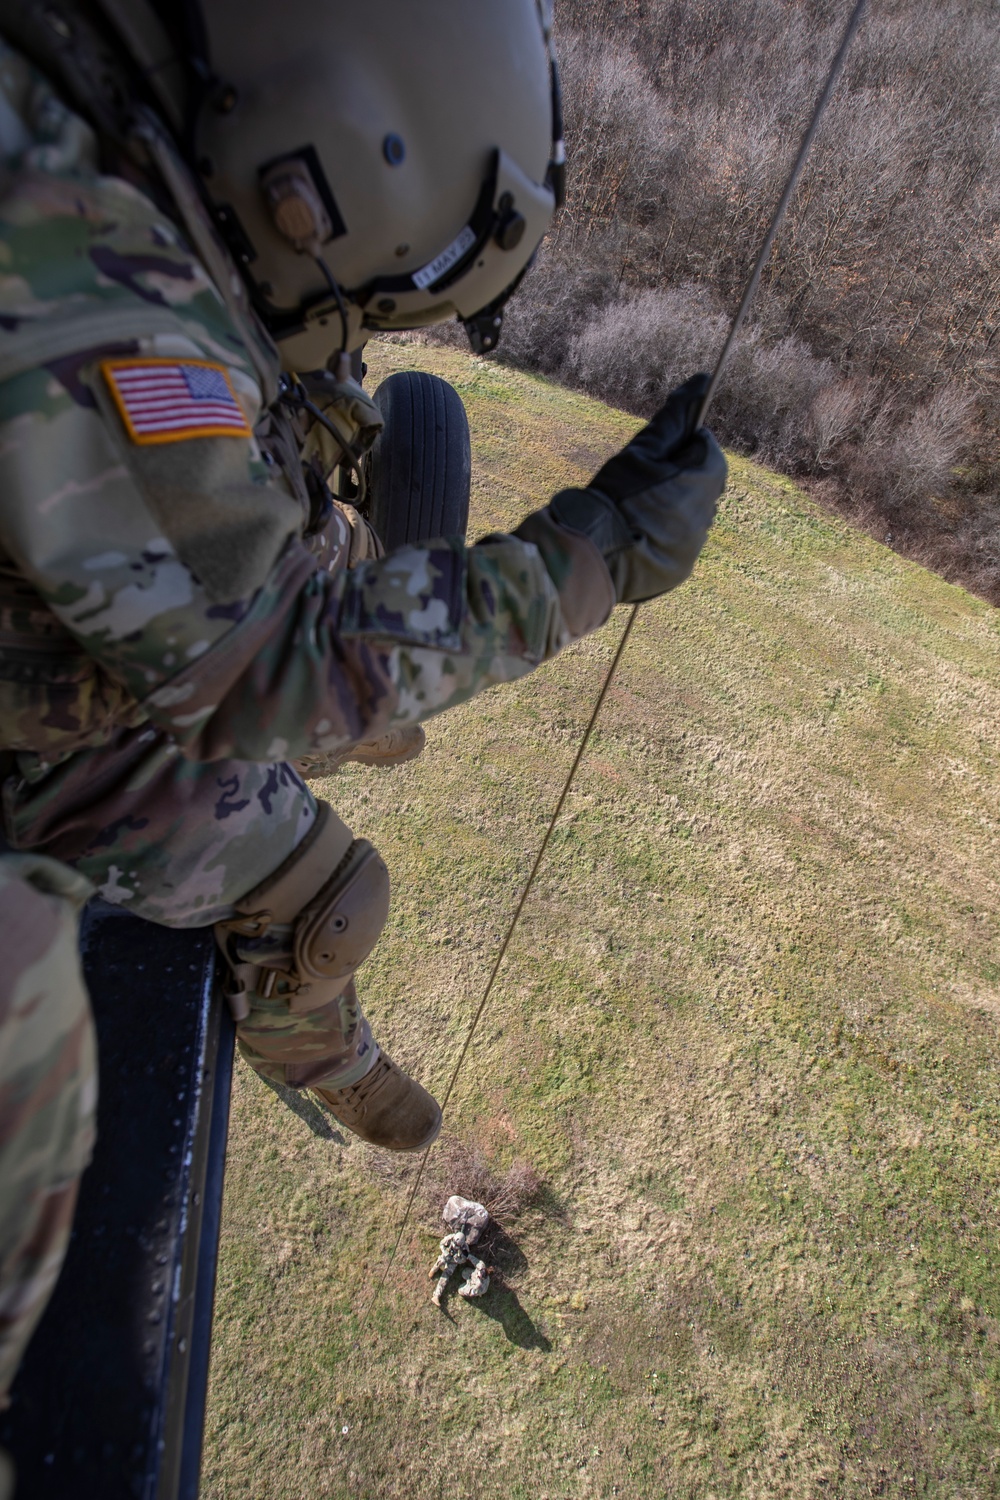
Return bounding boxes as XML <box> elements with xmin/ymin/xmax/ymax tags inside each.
<box><xmin>536</xmin><ymin>374</ymin><xmax>727</xmax><ymax>604</ymax></box>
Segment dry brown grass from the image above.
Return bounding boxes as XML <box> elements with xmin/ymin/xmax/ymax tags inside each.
<box><xmin>428</xmin><ymin>1138</ymin><xmax>544</xmax><ymax>1227</ymax></box>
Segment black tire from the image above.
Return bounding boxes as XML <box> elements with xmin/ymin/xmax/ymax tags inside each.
<box><xmin>368</xmin><ymin>371</ymin><xmax>471</xmax><ymax>549</ymax></box>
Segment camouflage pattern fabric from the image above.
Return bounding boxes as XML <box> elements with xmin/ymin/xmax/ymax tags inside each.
<box><xmin>0</xmin><ymin>40</ymin><xmax>613</xmax><ymax>871</ymax></box>
<box><xmin>333</xmin><ymin>499</ymin><xmax>385</xmax><ymax>568</ymax></box>
<box><xmin>235</xmin><ymin>978</ymin><xmax>374</xmax><ymax>1091</ymax></box>
<box><xmin>430</xmin><ymin>1230</ymin><xmax>479</xmax><ymax>1305</ymax></box>
<box><xmin>3</xmin><ymin>721</ymin><xmax>318</xmax><ymax>925</ymax></box>
<box><xmin>0</xmin><ymin>853</ymin><xmax>96</xmax><ymax>1401</ymax></box>
<box><xmin>297</xmin><ymin>374</ymin><xmax>385</xmax><ymax>494</ymax></box>
<box><xmin>0</xmin><ymin>42</ymin><xmax>614</xmax><ymax>1091</ymax></box>
<box><xmin>457</xmin><ymin>1257</ymin><xmax>490</xmax><ymax>1299</ymax></box>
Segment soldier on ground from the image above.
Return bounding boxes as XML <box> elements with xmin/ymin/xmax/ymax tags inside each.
<box><xmin>429</xmin><ymin>1198</ymin><xmax>492</xmax><ymax>1305</ymax></box>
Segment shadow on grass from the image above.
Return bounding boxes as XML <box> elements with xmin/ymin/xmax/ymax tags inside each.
<box><xmin>472</xmin><ymin>1285</ymin><xmax>552</xmax><ymax>1351</ymax></box>
<box><xmin>534</xmin><ymin>1182</ymin><xmax>573</xmax><ymax>1225</ymax></box>
<box><xmin>261</xmin><ymin>1076</ymin><xmax>346</xmax><ymax>1143</ymax></box>
<box><xmin>439</xmin><ymin>1227</ymin><xmax>551</xmax><ymax>1351</ymax></box>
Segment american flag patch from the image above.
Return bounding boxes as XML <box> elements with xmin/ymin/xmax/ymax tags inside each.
<box><xmin>101</xmin><ymin>358</ymin><xmax>252</xmax><ymax>445</ymax></box>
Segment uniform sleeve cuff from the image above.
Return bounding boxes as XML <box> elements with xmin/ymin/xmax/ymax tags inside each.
<box><xmin>513</xmin><ymin>505</ymin><xmax>617</xmax><ymax>642</ymax></box>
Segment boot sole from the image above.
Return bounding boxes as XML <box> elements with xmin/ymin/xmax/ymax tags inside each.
<box><xmin>312</xmin><ymin>1096</ymin><xmax>443</xmax><ymax>1153</ymax></box>
<box><xmin>379</xmin><ymin>1107</ymin><xmax>443</xmax><ymax>1152</ymax></box>
<box><xmin>341</xmin><ymin>737</ymin><xmax>426</xmax><ymax>769</ymax></box>
<box><xmin>295</xmin><ymin>739</ymin><xmax>426</xmax><ymax>778</ymax></box>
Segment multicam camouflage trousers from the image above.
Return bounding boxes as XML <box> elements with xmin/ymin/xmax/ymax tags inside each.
<box><xmin>3</xmin><ymin>723</ymin><xmax>375</xmax><ymax>1091</ymax></box>
<box><xmin>0</xmin><ymin>854</ymin><xmax>96</xmax><ymax>1402</ymax></box>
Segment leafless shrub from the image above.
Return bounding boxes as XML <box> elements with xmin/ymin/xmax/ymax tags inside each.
<box><xmin>716</xmin><ymin>332</ymin><xmax>839</xmax><ymax>468</ymax></box>
<box><xmin>564</xmin><ymin>283</ymin><xmax>727</xmax><ymax>409</ymax></box>
<box><xmin>883</xmin><ymin>388</ymin><xmax>974</xmax><ymax>509</ymax></box>
<box><xmin>944</xmin><ymin>510</ymin><xmax>1000</xmax><ymax>605</ymax></box>
<box><xmin>845</xmin><ymin>386</ymin><xmax>974</xmax><ymax>525</ymax></box>
<box><xmin>499</xmin><ymin>249</ymin><xmax>618</xmax><ymax>375</ymax></box>
<box><xmin>458</xmin><ymin>0</ymin><xmax>1000</xmax><ymax>599</ymax></box>
<box><xmin>405</xmin><ymin>320</ymin><xmax>466</xmax><ymax>352</ymax></box>
<box><xmin>562</xmin><ymin>283</ymin><xmax>843</xmax><ymax>470</ymax></box>
<box><xmin>810</xmin><ymin>383</ymin><xmax>863</xmax><ymax>471</ymax></box>
<box><xmin>428</xmin><ymin>1136</ymin><xmax>543</xmax><ymax>1225</ymax></box>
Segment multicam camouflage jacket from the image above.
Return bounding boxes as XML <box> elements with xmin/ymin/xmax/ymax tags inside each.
<box><xmin>0</xmin><ymin>851</ymin><xmax>96</xmax><ymax>1398</ymax></box>
<box><xmin>0</xmin><ymin>39</ymin><xmax>616</xmax><ymax>782</ymax></box>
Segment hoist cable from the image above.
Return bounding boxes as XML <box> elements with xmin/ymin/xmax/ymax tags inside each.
<box><xmin>696</xmin><ymin>0</ymin><xmax>870</xmax><ymax>426</ymax></box>
<box><xmin>361</xmin><ymin>0</ymin><xmax>869</xmax><ymax>1326</ymax></box>
<box><xmin>358</xmin><ymin>604</ymin><xmax>640</xmax><ymax>1326</ymax></box>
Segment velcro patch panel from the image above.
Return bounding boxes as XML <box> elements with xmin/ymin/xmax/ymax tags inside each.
<box><xmin>101</xmin><ymin>358</ymin><xmax>252</xmax><ymax>445</ymax></box>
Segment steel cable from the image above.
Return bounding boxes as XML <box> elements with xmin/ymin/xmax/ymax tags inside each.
<box><xmin>361</xmin><ymin>0</ymin><xmax>870</xmax><ymax>1326</ymax></box>
<box><xmin>358</xmin><ymin>604</ymin><xmax>639</xmax><ymax>1326</ymax></box>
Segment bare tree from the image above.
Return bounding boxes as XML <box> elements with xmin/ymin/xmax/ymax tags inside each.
<box><xmin>485</xmin><ymin>0</ymin><xmax>1000</xmax><ymax>599</ymax></box>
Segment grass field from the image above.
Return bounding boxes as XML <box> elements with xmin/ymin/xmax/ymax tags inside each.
<box><xmin>202</xmin><ymin>341</ymin><xmax>1000</xmax><ymax>1499</ymax></box>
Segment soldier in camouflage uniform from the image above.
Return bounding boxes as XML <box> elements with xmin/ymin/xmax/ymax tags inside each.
<box><xmin>429</xmin><ymin>1195</ymin><xmax>491</xmax><ymax>1304</ymax></box>
<box><xmin>429</xmin><ymin>1230</ymin><xmax>490</xmax><ymax>1307</ymax></box>
<box><xmin>0</xmin><ymin>0</ymin><xmax>726</xmax><ymax>1156</ymax></box>
<box><xmin>0</xmin><ymin>854</ymin><xmax>96</xmax><ymax>1410</ymax></box>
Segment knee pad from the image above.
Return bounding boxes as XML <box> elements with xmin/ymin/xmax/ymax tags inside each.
<box><xmin>216</xmin><ymin>802</ymin><xmax>389</xmax><ymax>1020</ymax></box>
<box><xmin>294</xmin><ymin>837</ymin><xmax>389</xmax><ymax>984</ymax></box>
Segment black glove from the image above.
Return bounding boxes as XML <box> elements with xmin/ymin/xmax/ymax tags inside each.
<box><xmin>543</xmin><ymin>374</ymin><xmax>726</xmax><ymax>604</ymax></box>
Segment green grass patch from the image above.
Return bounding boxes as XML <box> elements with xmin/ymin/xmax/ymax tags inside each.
<box><xmin>203</xmin><ymin>341</ymin><xmax>1000</xmax><ymax>1499</ymax></box>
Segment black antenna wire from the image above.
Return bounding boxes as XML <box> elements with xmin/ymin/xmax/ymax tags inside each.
<box><xmin>314</xmin><ymin>255</ymin><xmax>351</xmax><ymax>358</ymax></box>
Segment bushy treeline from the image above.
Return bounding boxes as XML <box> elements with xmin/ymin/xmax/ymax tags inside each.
<box><xmin>493</xmin><ymin>0</ymin><xmax>1000</xmax><ymax>599</ymax></box>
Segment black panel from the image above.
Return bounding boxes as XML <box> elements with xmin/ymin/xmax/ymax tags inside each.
<box><xmin>0</xmin><ymin>902</ymin><xmax>233</xmax><ymax>1500</ymax></box>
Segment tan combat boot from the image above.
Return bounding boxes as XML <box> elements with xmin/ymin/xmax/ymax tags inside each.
<box><xmin>296</xmin><ymin>724</ymin><xmax>426</xmax><ymax>779</ymax></box>
<box><xmin>339</xmin><ymin>724</ymin><xmax>426</xmax><ymax>766</ymax></box>
<box><xmin>313</xmin><ymin>1050</ymin><xmax>442</xmax><ymax>1151</ymax></box>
